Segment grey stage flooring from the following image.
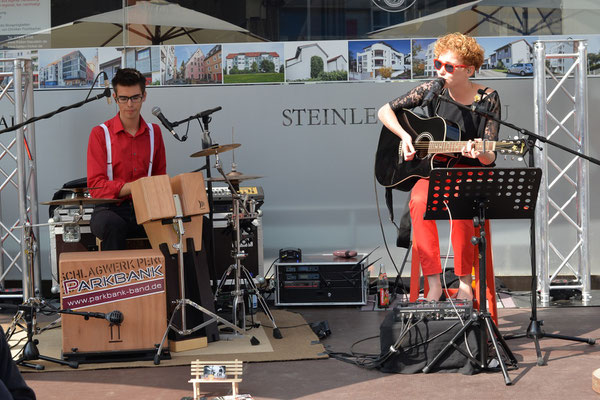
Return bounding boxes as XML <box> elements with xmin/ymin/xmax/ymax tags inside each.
<box><xmin>6</xmin><ymin>291</ymin><xmax>600</xmax><ymax>400</ymax></box>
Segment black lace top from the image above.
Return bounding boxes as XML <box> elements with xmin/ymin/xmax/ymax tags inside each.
<box><xmin>388</xmin><ymin>80</ymin><xmax>501</xmax><ymax>166</ymax></box>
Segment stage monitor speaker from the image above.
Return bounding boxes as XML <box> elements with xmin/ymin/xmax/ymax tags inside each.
<box><xmin>378</xmin><ymin>312</ymin><xmax>481</xmax><ymax>374</ymax></box>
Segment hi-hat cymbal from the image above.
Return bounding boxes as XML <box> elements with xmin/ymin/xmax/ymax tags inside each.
<box><xmin>207</xmin><ymin>174</ymin><xmax>263</xmax><ymax>182</ymax></box>
<box><xmin>41</xmin><ymin>198</ymin><xmax>120</xmax><ymax>206</ymax></box>
<box><xmin>190</xmin><ymin>143</ymin><xmax>241</xmax><ymax>158</ymax></box>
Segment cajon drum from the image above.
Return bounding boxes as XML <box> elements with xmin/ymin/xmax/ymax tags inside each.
<box><xmin>59</xmin><ymin>249</ymin><xmax>167</xmax><ymax>359</ymax></box>
<box><xmin>131</xmin><ymin>172</ymin><xmax>209</xmax><ymax>254</ymax></box>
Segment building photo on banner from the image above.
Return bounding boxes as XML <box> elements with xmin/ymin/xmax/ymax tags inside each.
<box><xmin>10</xmin><ymin>35</ymin><xmax>600</xmax><ymax>89</ymax></box>
<box><xmin>1</xmin><ymin>2</ymin><xmax>600</xmax><ymax>398</ymax></box>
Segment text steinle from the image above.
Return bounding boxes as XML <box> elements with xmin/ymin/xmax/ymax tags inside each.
<box><xmin>282</xmin><ymin>107</ymin><xmax>378</xmax><ymax>127</ymax></box>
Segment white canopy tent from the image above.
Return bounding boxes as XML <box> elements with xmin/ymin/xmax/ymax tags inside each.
<box><xmin>0</xmin><ymin>0</ymin><xmax>265</xmax><ymax>48</ymax></box>
<box><xmin>368</xmin><ymin>0</ymin><xmax>600</xmax><ymax>38</ymax></box>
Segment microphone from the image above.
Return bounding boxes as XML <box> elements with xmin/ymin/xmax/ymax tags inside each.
<box><xmin>102</xmin><ymin>71</ymin><xmax>111</xmax><ymax>105</ymax></box>
<box><xmin>152</xmin><ymin>106</ymin><xmax>182</xmax><ymax>141</ymax></box>
<box><xmin>421</xmin><ymin>77</ymin><xmax>446</xmax><ymax>108</ymax></box>
<box><xmin>472</xmin><ymin>88</ymin><xmax>490</xmax><ymax>114</ymax></box>
<box><xmin>105</xmin><ymin>310</ymin><xmax>124</xmax><ymax>325</ymax></box>
<box><xmin>196</xmin><ymin>106</ymin><xmax>222</xmax><ymax>118</ymax></box>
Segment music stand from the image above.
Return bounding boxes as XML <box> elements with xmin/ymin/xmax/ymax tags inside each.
<box><xmin>420</xmin><ymin>167</ymin><xmax>542</xmax><ymax>385</ymax></box>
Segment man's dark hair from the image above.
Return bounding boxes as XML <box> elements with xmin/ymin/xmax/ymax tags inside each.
<box><xmin>111</xmin><ymin>68</ymin><xmax>146</xmax><ymax>94</ymax></box>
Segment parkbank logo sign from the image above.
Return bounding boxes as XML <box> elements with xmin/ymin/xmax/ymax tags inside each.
<box><xmin>372</xmin><ymin>0</ymin><xmax>417</xmax><ymax>12</ymax></box>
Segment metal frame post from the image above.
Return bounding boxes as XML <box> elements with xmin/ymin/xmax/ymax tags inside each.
<box><xmin>0</xmin><ymin>58</ymin><xmax>40</xmax><ymax>300</ymax></box>
<box><xmin>533</xmin><ymin>40</ymin><xmax>591</xmax><ymax>306</ymax></box>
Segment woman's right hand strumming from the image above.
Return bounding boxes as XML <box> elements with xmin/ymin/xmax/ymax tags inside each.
<box><xmin>401</xmin><ymin>137</ymin><xmax>416</xmax><ymax>161</ymax></box>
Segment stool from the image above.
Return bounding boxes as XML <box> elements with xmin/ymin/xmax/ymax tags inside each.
<box><xmin>409</xmin><ymin>223</ymin><xmax>498</xmax><ymax>325</ymax></box>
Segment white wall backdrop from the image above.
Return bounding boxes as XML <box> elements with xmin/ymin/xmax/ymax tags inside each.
<box><xmin>1</xmin><ymin>77</ymin><xmax>598</xmax><ymax>280</ymax></box>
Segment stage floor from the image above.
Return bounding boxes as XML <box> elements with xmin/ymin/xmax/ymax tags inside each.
<box><xmin>5</xmin><ymin>291</ymin><xmax>600</xmax><ymax>400</ymax></box>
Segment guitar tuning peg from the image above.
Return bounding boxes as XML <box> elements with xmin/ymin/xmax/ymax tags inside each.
<box><xmin>517</xmin><ymin>157</ymin><xmax>523</xmax><ymax>162</ymax></box>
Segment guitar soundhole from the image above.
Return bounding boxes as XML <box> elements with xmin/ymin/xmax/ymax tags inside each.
<box><xmin>414</xmin><ymin>137</ymin><xmax>430</xmax><ymax>159</ymax></box>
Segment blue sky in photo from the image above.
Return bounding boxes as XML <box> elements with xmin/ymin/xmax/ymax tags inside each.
<box><xmin>39</xmin><ymin>48</ymin><xmax>98</xmax><ymax>68</ymax></box>
<box><xmin>348</xmin><ymin>39</ymin><xmax>411</xmax><ymax>60</ymax></box>
<box><xmin>412</xmin><ymin>38</ymin><xmax>435</xmax><ymax>59</ymax></box>
<box><xmin>477</xmin><ymin>37</ymin><xmax>538</xmax><ymax>58</ymax></box>
<box><xmin>98</xmin><ymin>47</ymin><xmax>121</xmax><ymax>64</ymax></box>
<box><xmin>174</xmin><ymin>45</ymin><xmax>218</xmax><ymax>63</ymax></box>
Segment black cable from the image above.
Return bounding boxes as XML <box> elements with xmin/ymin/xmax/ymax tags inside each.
<box><xmin>83</xmin><ymin>71</ymin><xmax>107</xmax><ymax>102</ymax></box>
<box><xmin>0</xmin><ymin>85</ymin><xmax>111</xmax><ymax>135</ymax></box>
<box><xmin>373</xmin><ymin>169</ymin><xmax>409</xmax><ymax>296</ymax></box>
<box><xmin>259</xmin><ymin>322</ymin><xmax>309</xmax><ymax>330</ymax></box>
<box><xmin>263</xmin><ymin>257</ymin><xmax>280</xmax><ymax>280</ymax></box>
<box><xmin>326</xmin><ymin>314</ymin><xmax>424</xmax><ymax>370</ymax></box>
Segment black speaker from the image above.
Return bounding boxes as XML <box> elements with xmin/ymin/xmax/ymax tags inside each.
<box><xmin>212</xmin><ymin>220</ymin><xmax>261</xmax><ymax>278</ymax></box>
<box><xmin>378</xmin><ymin>312</ymin><xmax>481</xmax><ymax>374</ymax></box>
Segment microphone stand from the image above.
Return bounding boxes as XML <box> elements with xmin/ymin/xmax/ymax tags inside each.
<box><xmin>0</xmin><ymin>87</ymin><xmax>111</xmax><ymax>135</ymax></box>
<box><xmin>198</xmin><ymin>114</ymin><xmax>219</xmax><ymax>293</ymax></box>
<box><xmin>167</xmin><ymin>107</ymin><xmax>225</xmax><ymax>293</ymax></box>
<box><xmin>430</xmin><ymin>91</ymin><xmax>597</xmax><ymax>365</ymax></box>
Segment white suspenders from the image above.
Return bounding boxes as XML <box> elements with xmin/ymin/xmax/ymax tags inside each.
<box><xmin>99</xmin><ymin>123</ymin><xmax>155</xmax><ymax>180</ymax></box>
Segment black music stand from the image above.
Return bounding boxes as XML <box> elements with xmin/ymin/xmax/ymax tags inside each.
<box><xmin>420</xmin><ymin>167</ymin><xmax>542</xmax><ymax>385</ymax></box>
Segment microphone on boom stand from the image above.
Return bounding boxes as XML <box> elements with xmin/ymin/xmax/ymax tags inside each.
<box><xmin>152</xmin><ymin>106</ymin><xmax>185</xmax><ymax>142</ymax></box>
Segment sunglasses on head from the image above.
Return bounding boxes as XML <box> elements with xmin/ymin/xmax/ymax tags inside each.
<box><xmin>433</xmin><ymin>59</ymin><xmax>469</xmax><ymax>73</ymax></box>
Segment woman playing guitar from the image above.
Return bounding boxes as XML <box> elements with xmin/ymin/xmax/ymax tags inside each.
<box><xmin>377</xmin><ymin>33</ymin><xmax>501</xmax><ymax>302</ymax></box>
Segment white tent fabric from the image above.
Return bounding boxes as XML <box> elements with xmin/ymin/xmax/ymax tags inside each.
<box><xmin>368</xmin><ymin>0</ymin><xmax>599</xmax><ymax>38</ymax></box>
<box><xmin>1</xmin><ymin>0</ymin><xmax>264</xmax><ymax>48</ymax></box>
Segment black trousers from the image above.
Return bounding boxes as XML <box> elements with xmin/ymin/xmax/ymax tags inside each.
<box><xmin>90</xmin><ymin>200</ymin><xmax>147</xmax><ymax>251</ymax></box>
<box><xmin>0</xmin><ymin>327</ymin><xmax>36</xmax><ymax>400</ymax></box>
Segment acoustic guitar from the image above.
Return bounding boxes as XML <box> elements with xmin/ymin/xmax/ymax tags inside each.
<box><xmin>375</xmin><ymin>108</ymin><xmax>526</xmax><ymax>191</ymax></box>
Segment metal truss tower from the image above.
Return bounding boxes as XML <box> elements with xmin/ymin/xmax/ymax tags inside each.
<box><xmin>533</xmin><ymin>40</ymin><xmax>591</xmax><ymax>306</ymax></box>
<box><xmin>0</xmin><ymin>58</ymin><xmax>41</xmax><ymax>301</ymax></box>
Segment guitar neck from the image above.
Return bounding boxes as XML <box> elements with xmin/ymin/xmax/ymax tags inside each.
<box><xmin>427</xmin><ymin>141</ymin><xmax>496</xmax><ymax>154</ymax></box>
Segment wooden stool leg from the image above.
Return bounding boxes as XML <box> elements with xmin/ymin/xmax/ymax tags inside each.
<box><xmin>485</xmin><ymin>223</ymin><xmax>498</xmax><ymax>325</ymax></box>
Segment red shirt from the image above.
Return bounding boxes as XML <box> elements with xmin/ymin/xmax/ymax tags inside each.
<box><xmin>87</xmin><ymin>113</ymin><xmax>167</xmax><ymax>199</ymax></box>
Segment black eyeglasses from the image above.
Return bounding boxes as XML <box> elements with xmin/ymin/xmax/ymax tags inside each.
<box><xmin>115</xmin><ymin>94</ymin><xmax>144</xmax><ymax>104</ymax></box>
<box><xmin>433</xmin><ymin>59</ymin><xmax>469</xmax><ymax>74</ymax></box>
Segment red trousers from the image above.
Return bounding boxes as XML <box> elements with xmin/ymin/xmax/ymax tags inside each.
<box><xmin>409</xmin><ymin>178</ymin><xmax>492</xmax><ymax>277</ymax></box>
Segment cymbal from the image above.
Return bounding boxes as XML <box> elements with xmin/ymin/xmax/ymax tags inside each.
<box><xmin>190</xmin><ymin>143</ymin><xmax>241</xmax><ymax>158</ymax></box>
<box><xmin>207</xmin><ymin>174</ymin><xmax>263</xmax><ymax>182</ymax></box>
<box><xmin>55</xmin><ymin>187</ymin><xmax>100</xmax><ymax>193</ymax></box>
<box><xmin>41</xmin><ymin>198</ymin><xmax>120</xmax><ymax>206</ymax></box>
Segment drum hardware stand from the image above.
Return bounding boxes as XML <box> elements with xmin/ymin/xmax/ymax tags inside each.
<box><xmin>154</xmin><ymin>194</ymin><xmax>258</xmax><ymax>365</ymax></box>
<box><xmin>212</xmin><ymin>156</ymin><xmax>282</xmax><ymax>339</ymax></box>
<box><xmin>193</xmin><ymin>112</ymin><xmax>219</xmax><ymax>293</ymax></box>
<box><xmin>6</xmin><ymin>222</ymin><xmax>79</xmax><ymax>370</ymax></box>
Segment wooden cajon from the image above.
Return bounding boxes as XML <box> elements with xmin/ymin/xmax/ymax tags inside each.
<box><xmin>131</xmin><ymin>173</ymin><xmax>208</xmax><ymax>254</ymax></box>
<box><xmin>59</xmin><ymin>249</ymin><xmax>167</xmax><ymax>355</ymax></box>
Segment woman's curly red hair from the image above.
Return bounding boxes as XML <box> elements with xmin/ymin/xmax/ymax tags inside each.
<box><xmin>434</xmin><ymin>33</ymin><xmax>484</xmax><ymax>70</ymax></box>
